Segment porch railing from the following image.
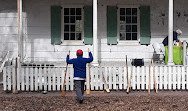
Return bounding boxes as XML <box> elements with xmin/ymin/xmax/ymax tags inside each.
<box><xmin>3</xmin><ymin>65</ymin><xmax>188</xmax><ymax>91</ymax></box>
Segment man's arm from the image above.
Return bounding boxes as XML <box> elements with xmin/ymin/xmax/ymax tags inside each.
<box><xmin>85</xmin><ymin>52</ymin><xmax>93</xmax><ymax>63</ymax></box>
<box><xmin>66</xmin><ymin>51</ymin><xmax>74</xmax><ymax>64</ymax></box>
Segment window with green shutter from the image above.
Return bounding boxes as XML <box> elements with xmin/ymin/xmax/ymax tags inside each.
<box><xmin>140</xmin><ymin>6</ymin><xmax>151</xmax><ymax>45</ymax></box>
<box><xmin>51</xmin><ymin>6</ymin><xmax>62</xmax><ymax>45</ymax></box>
<box><xmin>84</xmin><ymin>6</ymin><xmax>93</xmax><ymax>45</ymax></box>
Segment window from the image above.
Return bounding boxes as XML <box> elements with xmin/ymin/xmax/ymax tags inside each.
<box><xmin>119</xmin><ymin>7</ymin><xmax>139</xmax><ymax>41</ymax></box>
<box><xmin>63</xmin><ymin>7</ymin><xmax>83</xmax><ymax>41</ymax></box>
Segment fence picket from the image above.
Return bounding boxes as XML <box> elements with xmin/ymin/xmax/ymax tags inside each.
<box><xmin>44</xmin><ymin>68</ymin><xmax>47</xmax><ymax>91</ymax></box>
<box><xmin>70</xmin><ymin>67</ymin><xmax>74</xmax><ymax>90</ymax></box>
<box><xmin>34</xmin><ymin>68</ymin><xmax>38</xmax><ymax>91</ymax></box>
<box><xmin>168</xmin><ymin>66</ymin><xmax>172</xmax><ymax>90</ymax></box>
<box><xmin>187</xmin><ymin>67</ymin><xmax>188</xmax><ymax>90</ymax></box>
<box><xmin>39</xmin><ymin>68</ymin><xmax>42</xmax><ymax>90</ymax></box>
<box><xmin>91</xmin><ymin>67</ymin><xmax>94</xmax><ymax>90</ymax></box>
<box><xmin>123</xmin><ymin>67</ymin><xmax>127</xmax><ymax>90</ymax></box>
<box><xmin>155</xmin><ymin>66</ymin><xmax>158</xmax><ymax>90</ymax></box>
<box><xmin>99</xmin><ymin>67</ymin><xmax>103</xmax><ymax>90</ymax></box>
<box><xmin>48</xmin><ymin>68</ymin><xmax>52</xmax><ymax>91</ymax></box>
<box><xmin>30</xmin><ymin>68</ymin><xmax>34</xmax><ymax>91</ymax></box>
<box><xmin>3</xmin><ymin>67</ymin><xmax>7</xmax><ymax>91</ymax></box>
<box><xmin>159</xmin><ymin>66</ymin><xmax>163</xmax><ymax>90</ymax></box>
<box><xmin>146</xmin><ymin>66</ymin><xmax>149</xmax><ymax>90</ymax></box>
<box><xmin>109</xmin><ymin>67</ymin><xmax>112</xmax><ymax>90</ymax></box>
<box><xmin>119</xmin><ymin>67</ymin><xmax>122</xmax><ymax>90</ymax></box>
<box><xmin>21</xmin><ymin>68</ymin><xmax>25</xmax><ymax>91</ymax></box>
<box><xmin>141</xmin><ymin>66</ymin><xmax>145</xmax><ymax>90</ymax></box>
<box><xmin>137</xmin><ymin>67</ymin><xmax>140</xmax><ymax>90</ymax></box>
<box><xmin>17</xmin><ymin>68</ymin><xmax>20</xmax><ymax>91</ymax></box>
<box><xmin>150</xmin><ymin>66</ymin><xmax>154</xmax><ymax>90</ymax></box>
<box><xmin>12</xmin><ymin>67</ymin><xmax>16</xmax><ymax>92</ymax></box>
<box><xmin>164</xmin><ymin>66</ymin><xmax>167</xmax><ymax>90</ymax></box>
<box><xmin>182</xmin><ymin>67</ymin><xmax>185</xmax><ymax>90</ymax></box>
<box><xmin>112</xmin><ymin>67</ymin><xmax>116</xmax><ymax>90</ymax></box>
<box><xmin>173</xmin><ymin>67</ymin><xmax>176</xmax><ymax>90</ymax></box>
<box><xmin>52</xmin><ymin>68</ymin><xmax>56</xmax><ymax>91</ymax></box>
<box><xmin>26</xmin><ymin>68</ymin><xmax>29</xmax><ymax>91</ymax></box>
<box><xmin>177</xmin><ymin>66</ymin><xmax>181</xmax><ymax>90</ymax></box>
<box><xmin>7</xmin><ymin>67</ymin><xmax>11</xmax><ymax>91</ymax></box>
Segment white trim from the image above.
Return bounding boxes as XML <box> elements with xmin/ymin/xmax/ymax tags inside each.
<box><xmin>61</xmin><ymin>5</ymin><xmax>84</xmax><ymax>46</ymax></box>
<box><xmin>117</xmin><ymin>6</ymin><xmax>140</xmax><ymax>45</ymax></box>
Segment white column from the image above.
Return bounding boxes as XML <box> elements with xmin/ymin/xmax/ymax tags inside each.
<box><xmin>17</xmin><ymin>0</ymin><xmax>23</xmax><ymax>62</ymax></box>
<box><xmin>167</xmin><ymin>0</ymin><xmax>174</xmax><ymax>65</ymax></box>
<box><xmin>183</xmin><ymin>40</ymin><xmax>187</xmax><ymax>65</ymax></box>
<box><xmin>92</xmin><ymin>0</ymin><xmax>98</xmax><ymax>66</ymax></box>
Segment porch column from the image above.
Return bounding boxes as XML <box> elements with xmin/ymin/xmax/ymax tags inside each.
<box><xmin>92</xmin><ymin>0</ymin><xmax>98</xmax><ymax>66</ymax></box>
<box><xmin>17</xmin><ymin>0</ymin><xmax>23</xmax><ymax>63</ymax></box>
<box><xmin>167</xmin><ymin>0</ymin><xmax>174</xmax><ymax>65</ymax></box>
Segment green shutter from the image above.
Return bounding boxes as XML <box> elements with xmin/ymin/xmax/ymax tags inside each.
<box><xmin>84</xmin><ymin>6</ymin><xmax>93</xmax><ymax>45</ymax></box>
<box><xmin>107</xmin><ymin>6</ymin><xmax>117</xmax><ymax>45</ymax></box>
<box><xmin>140</xmin><ymin>6</ymin><xmax>151</xmax><ymax>45</ymax></box>
<box><xmin>51</xmin><ymin>6</ymin><xmax>62</xmax><ymax>45</ymax></box>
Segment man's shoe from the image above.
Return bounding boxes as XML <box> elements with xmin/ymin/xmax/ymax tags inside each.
<box><xmin>79</xmin><ymin>100</ymin><xmax>83</xmax><ymax>104</ymax></box>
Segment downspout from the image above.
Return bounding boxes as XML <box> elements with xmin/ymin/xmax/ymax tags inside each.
<box><xmin>167</xmin><ymin>0</ymin><xmax>174</xmax><ymax>65</ymax></box>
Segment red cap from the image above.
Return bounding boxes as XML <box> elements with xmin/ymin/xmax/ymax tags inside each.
<box><xmin>76</xmin><ymin>49</ymin><xmax>83</xmax><ymax>56</ymax></box>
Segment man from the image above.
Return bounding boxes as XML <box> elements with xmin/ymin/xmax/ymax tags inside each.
<box><xmin>162</xmin><ymin>29</ymin><xmax>182</xmax><ymax>46</ymax></box>
<box><xmin>66</xmin><ymin>49</ymin><xmax>93</xmax><ymax>104</ymax></box>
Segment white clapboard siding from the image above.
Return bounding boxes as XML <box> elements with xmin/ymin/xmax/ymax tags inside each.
<box><xmin>3</xmin><ymin>65</ymin><xmax>188</xmax><ymax>92</ymax></box>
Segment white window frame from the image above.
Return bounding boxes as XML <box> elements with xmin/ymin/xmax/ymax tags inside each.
<box><xmin>117</xmin><ymin>5</ymin><xmax>140</xmax><ymax>46</ymax></box>
<box><xmin>61</xmin><ymin>5</ymin><xmax>85</xmax><ymax>46</ymax></box>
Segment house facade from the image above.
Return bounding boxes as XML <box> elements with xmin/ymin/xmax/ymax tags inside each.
<box><xmin>1</xmin><ymin>0</ymin><xmax>188</xmax><ymax>66</ymax></box>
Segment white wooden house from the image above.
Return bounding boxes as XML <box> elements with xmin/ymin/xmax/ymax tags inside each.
<box><xmin>1</xmin><ymin>0</ymin><xmax>188</xmax><ymax>92</ymax></box>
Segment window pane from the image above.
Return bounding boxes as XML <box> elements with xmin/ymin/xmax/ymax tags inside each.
<box><xmin>132</xmin><ymin>16</ymin><xmax>137</xmax><ymax>23</ymax></box>
<box><xmin>64</xmin><ymin>33</ymin><xmax>69</xmax><ymax>40</ymax></box>
<box><xmin>64</xmin><ymin>8</ymin><xmax>69</xmax><ymax>15</ymax></box>
<box><xmin>70</xmin><ymin>33</ymin><xmax>75</xmax><ymax>40</ymax></box>
<box><xmin>120</xmin><ymin>32</ymin><xmax>125</xmax><ymax>40</ymax></box>
<box><xmin>126</xmin><ymin>33</ymin><xmax>131</xmax><ymax>40</ymax></box>
<box><xmin>76</xmin><ymin>20</ymin><xmax>82</xmax><ymax>32</ymax></box>
<box><xmin>126</xmin><ymin>25</ymin><xmax>131</xmax><ymax>32</ymax></box>
<box><xmin>76</xmin><ymin>33</ymin><xmax>81</xmax><ymax>40</ymax></box>
<box><xmin>76</xmin><ymin>16</ymin><xmax>81</xmax><ymax>20</ymax></box>
<box><xmin>120</xmin><ymin>8</ymin><xmax>125</xmax><ymax>15</ymax></box>
<box><xmin>126</xmin><ymin>16</ymin><xmax>131</xmax><ymax>23</ymax></box>
<box><xmin>132</xmin><ymin>25</ymin><xmax>137</xmax><ymax>32</ymax></box>
<box><xmin>64</xmin><ymin>25</ymin><xmax>69</xmax><ymax>31</ymax></box>
<box><xmin>132</xmin><ymin>33</ymin><xmax>137</xmax><ymax>40</ymax></box>
<box><xmin>120</xmin><ymin>25</ymin><xmax>126</xmax><ymax>31</ymax></box>
<box><xmin>64</xmin><ymin>16</ymin><xmax>69</xmax><ymax>23</ymax></box>
<box><xmin>70</xmin><ymin>16</ymin><xmax>75</xmax><ymax>23</ymax></box>
<box><xmin>76</xmin><ymin>8</ymin><xmax>81</xmax><ymax>15</ymax></box>
<box><xmin>126</xmin><ymin>8</ymin><xmax>131</xmax><ymax>15</ymax></box>
<box><xmin>120</xmin><ymin>16</ymin><xmax>125</xmax><ymax>21</ymax></box>
<box><xmin>70</xmin><ymin>8</ymin><xmax>75</xmax><ymax>15</ymax></box>
<box><xmin>71</xmin><ymin>25</ymin><xmax>75</xmax><ymax>32</ymax></box>
<box><xmin>132</xmin><ymin>8</ymin><xmax>137</xmax><ymax>15</ymax></box>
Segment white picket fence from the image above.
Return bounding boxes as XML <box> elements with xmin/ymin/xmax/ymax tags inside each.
<box><xmin>3</xmin><ymin>65</ymin><xmax>188</xmax><ymax>91</ymax></box>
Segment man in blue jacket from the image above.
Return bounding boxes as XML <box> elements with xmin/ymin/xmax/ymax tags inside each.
<box><xmin>66</xmin><ymin>49</ymin><xmax>93</xmax><ymax>104</ymax></box>
<box><xmin>162</xmin><ymin>29</ymin><xmax>182</xmax><ymax>46</ymax></box>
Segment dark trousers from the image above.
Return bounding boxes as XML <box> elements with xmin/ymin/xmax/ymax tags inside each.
<box><xmin>74</xmin><ymin>80</ymin><xmax>85</xmax><ymax>101</ymax></box>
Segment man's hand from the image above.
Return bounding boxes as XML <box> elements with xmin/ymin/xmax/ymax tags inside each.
<box><xmin>67</xmin><ymin>50</ymin><xmax>70</xmax><ymax>55</ymax></box>
<box><xmin>88</xmin><ymin>48</ymin><xmax>90</xmax><ymax>52</ymax></box>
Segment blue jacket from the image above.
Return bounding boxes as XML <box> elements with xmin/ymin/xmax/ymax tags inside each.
<box><xmin>162</xmin><ymin>31</ymin><xmax>179</xmax><ymax>46</ymax></box>
<box><xmin>66</xmin><ymin>52</ymin><xmax>93</xmax><ymax>78</ymax></box>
